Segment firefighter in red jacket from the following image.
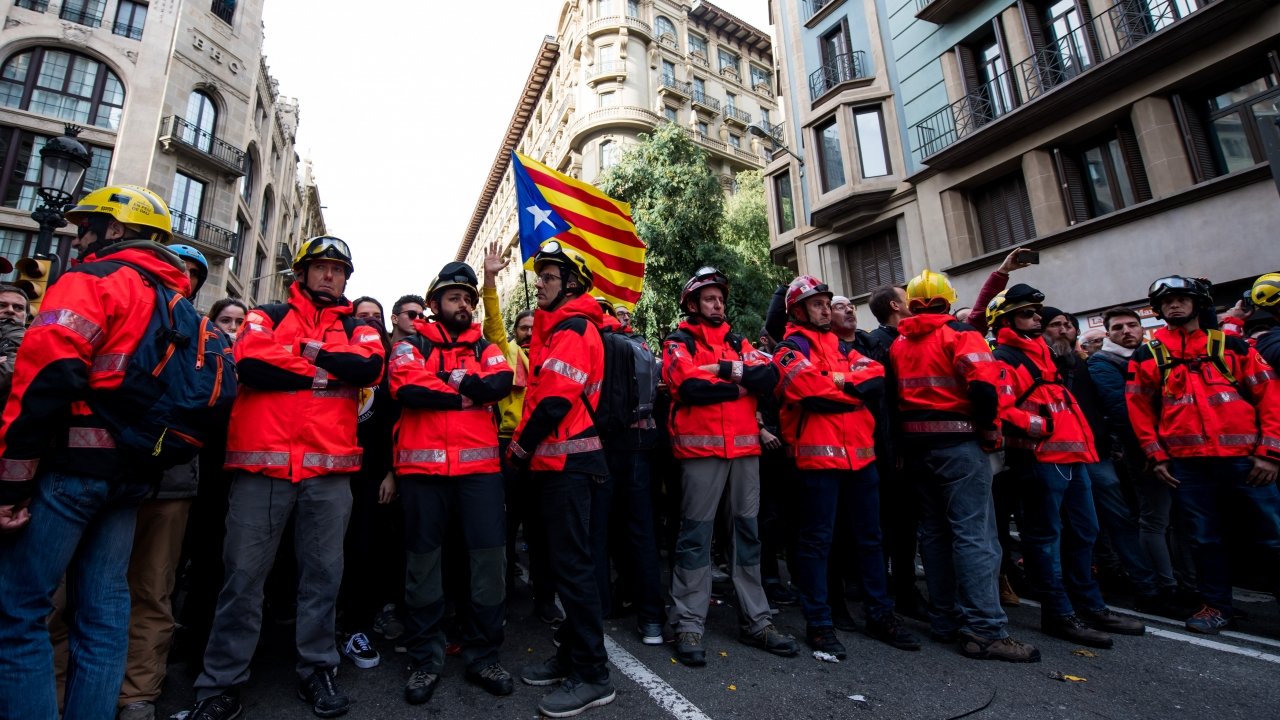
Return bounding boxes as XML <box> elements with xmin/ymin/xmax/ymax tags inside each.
<box><xmin>989</xmin><ymin>284</ymin><xmax>1144</xmax><ymax>650</ymax></box>
<box><xmin>509</xmin><ymin>240</ymin><xmax>615</xmax><ymax>718</ymax></box>
<box><xmin>1126</xmin><ymin>275</ymin><xmax>1280</xmax><ymax>635</ymax></box>
<box><xmin>888</xmin><ymin>269</ymin><xmax>1040</xmax><ymax>663</ymax></box>
<box><xmin>389</xmin><ymin>262</ymin><xmax>514</xmax><ymax>705</ymax></box>
<box><xmin>0</xmin><ymin>185</ymin><xmax>192</xmax><ymax>719</ymax></box>
<box><xmin>662</xmin><ymin>266</ymin><xmax>798</xmax><ymax>667</ymax></box>
<box><xmin>189</xmin><ymin>236</ymin><xmax>385</xmax><ymax>720</ymax></box>
<box><xmin>772</xmin><ymin>275</ymin><xmax>920</xmax><ymax>659</ymax></box>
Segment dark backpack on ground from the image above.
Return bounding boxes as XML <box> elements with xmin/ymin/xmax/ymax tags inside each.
<box><xmin>82</xmin><ymin>260</ymin><xmax>237</xmax><ymax>471</ymax></box>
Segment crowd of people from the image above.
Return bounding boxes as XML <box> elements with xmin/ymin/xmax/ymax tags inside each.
<box><xmin>0</xmin><ymin>184</ymin><xmax>1277</xmax><ymax>720</ymax></box>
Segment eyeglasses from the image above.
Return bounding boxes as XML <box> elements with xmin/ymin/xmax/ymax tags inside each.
<box><xmin>1014</xmin><ymin>308</ymin><xmax>1040</xmax><ymax>319</ymax></box>
<box><xmin>76</xmin><ymin>221</ymin><xmax>92</xmax><ymax>238</ymax></box>
<box><xmin>537</xmin><ymin>272</ymin><xmax>562</xmax><ymax>285</ymax></box>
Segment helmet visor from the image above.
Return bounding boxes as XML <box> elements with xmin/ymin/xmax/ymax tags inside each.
<box><xmin>693</xmin><ymin>266</ymin><xmax>729</xmax><ymax>287</ymax></box>
<box><xmin>301</xmin><ymin>237</ymin><xmax>352</xmax><ymax>263</ymax></box>
<box><xmin>1148</xmin><ymin>276</ymin><xmax>1201</xmax><ymax>297</ymax></box>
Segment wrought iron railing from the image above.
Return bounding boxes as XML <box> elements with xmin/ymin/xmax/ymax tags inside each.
<box><xmin>160</xmin><ymin>116</ymin><xmax>247</xmax><ymax>173</ymax></box>
<box><xmin>911</xmin><ymin>0</ymin><xmax>1207</xmax><ymax>158</ymax></box>
<box><xmin>691</xmin><ymin>90</ymin><xmax>721</xmax><ymax>113</ymax></box>
<box><xmin>659</xmin><ymin>75</ymin><xmax>692</xmax><ymax>96</ymax></box>
<box><xmin>725</xmin><ymin>105</ymin><xmax>752</xmax><ymax>125</ymax></box>
<box><xmin>210</xmin><ymin>0</ymin><xmax>234</xmax><ymax>23</ymax></box>
<box><xmin>59</xmin><ymin>2</ymin><xmax>103</xmax><ymax>26</ymax></box>
<box><xmin>113</xmin><ymin>21</ymin><xmax>143</xmax><ymax>40</ymax></box>
<box><xmin>170</xmin><ymin>210</ymin><xmax>239</xmax><ymax>256</ymax></box>
<box><xmin>14</xmin><ymin>0</ymin><xmax>48</xmax><ymax>11</ymax></box>
<box><xmin>759</xmin><ymin>120</ymin><xmax>786</xmax><ymax>145</ymax></box>
<box><xmin>808</xmin><ymin>50</ymin><xmax>869</xmax><ymax>100</ymax></box>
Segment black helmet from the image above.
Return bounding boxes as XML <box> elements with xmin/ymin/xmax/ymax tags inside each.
<box><xmin>427</xmin><ymin>261</ymin><xmax>479</xmax><ymax>303</ymax></box>
<box><xmin>1148</xmin><ymin>276</ymin><xmax>1211</xmax><ymax>320</ymax></box>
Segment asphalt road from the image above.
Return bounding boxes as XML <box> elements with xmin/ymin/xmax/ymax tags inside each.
<box><xmin>155</xmin><ymin>582</ymin><xmax>1280</xmax><ymax>720</ymax></box>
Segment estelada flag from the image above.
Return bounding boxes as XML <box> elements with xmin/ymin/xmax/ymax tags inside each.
<box><xmin>511</xmin><ymin>151</ymin><xmax>645</xmax><ymax>310</ymax></box>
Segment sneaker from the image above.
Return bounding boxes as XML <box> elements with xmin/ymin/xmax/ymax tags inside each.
<box><xmin>537</xmin><ymin>677</ymin><xmax>617</xmax><ymax>718</ymax></box>
<box><xmin>958</xmin><ymin>633</ymin><xmax>1042</xmax><ymax>663</ymax></box>
<box><xmin>741</xmin><ymin>623</ymin><xmax>800</xmax><ymax>657</ymax></box>
<box><xmin>466</xmin><ymin>662</ymin><xmax>514</xmax><ymax>696</ymax></box>
<box><xmin>188</xmin><ymin>693</ymin><xmax>242</xmax><ymax>720</ymax></box>
<box><xmin>521</xmin><ymin>656</ymin><xmax>568</xmax><ymax>686</ymax></box>
<box><xmin>1080</xmin><ymin>607</ymin><xmax>1145</xmax><ymax>636</ymax></box>
<box><xmin>999</xmin><ymin>574</ymin><xmax>1021</xmax><ymax>607</ymax></box>
<box><xmin>404</xmin><ymin>664</ymin><xmax>441</xmax><ymax>705</ymax></box>
<box><xmin>805</xmin><ymin>626</ymin><xmax>846</xmax><ymax>660</ymax></box>
<box><xmin>341</xmin><ymin>632</ymin><xmax>381</xmax><ymax>669</ymax></box>
<box><xmin>372</xmin><ymin>604</ymin><xmax>405</xmax><ymax>641</ymax></box>
<box><xmin>537</xmin><ymin>600</ymin><xmax>565</xmax><ymax>625</ymax></box>
<box><xmin>297</xmin><ymin>668</ymin><xmax>350</xmax><ymax>718</ymax></box>
<box><xmin>676</xmin><ymin>631</ymin><xmax>707</xmax><ymax>666</ymax></box>
<box><xmin>637</xmin><ymin>621</ymin><xmax>664</xmax><ymax>646</ymax></box>
<box><xmin>1041</xmin><ymin>613</ymin><xmax>1113</xmax><ymax>649</ymax></box>
<box><xmin>118</xmin><ymin>701</ymin><xmax>155</xmax><ymax>720</ymax></box>
<box><xmin>764</xmin><ymin>580</ymin><xmax>799</xmax><ymax>607</ymax></box>
<box><xmin>1185</xmin><ymin>605</ymin><xmax>1232</xmax><ymax>635</ymax></box>
<box><xmin>866</xmin><ymin>614</ymin><xmax>921</xmax><ymax>651</ymax></box>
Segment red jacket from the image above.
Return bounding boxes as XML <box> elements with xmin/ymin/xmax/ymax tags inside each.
<box><xmin>662</xmin><ymin>318</ymin><xmax>776</xmax><ymax>459</ymax></box>
<box><xmin>225</xmin><ymin>284</ymin><xmax>385</xmax><ymax>481</ymax></box>
<box><xmin>888</xmin><ymin>313</ymin><xmax>1002</xmax><ymax>445</ymax></box>
<box><xmin>1126</xmin><ymin>326</ymin><xmax>1280</xmax><ymax>463</ymax></box>
<box><xmin>994</xmin><ymin>329</ymin><xmax>1099</xmax><ymax>464</ymax></box>
<box><xmin>0</xmin><ymin>243</ymin><xmax>191</xmax><ymax>503</ymax></box>
<box><xmin>511</xmin><ymin>293</ymin><xmax>607</xmax><ymax>474</ymax></box>
<box><xmin>773</xmin><ymin>323</ymin><xmax>882</xmax><ymax>471</ymax></box>
<box><xmin>390</xmin><ymin>320</ymin><xmax>512</xmax><ymax>476</ymax></box>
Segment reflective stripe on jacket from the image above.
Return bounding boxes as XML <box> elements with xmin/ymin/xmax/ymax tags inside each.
<box><xmin>995</xmin><ymin>328</ymin><xmax>1098</xmax><ymax>465</ymax></box>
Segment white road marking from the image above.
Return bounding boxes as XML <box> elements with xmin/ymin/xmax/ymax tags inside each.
<box><xmin>1090</xmin><ymin>603</ymin><xmax>1280</xmax><ymax>651</ymax></box>
<box><xmin>604</xmin><ymin>634</ymin><xmax>713</xmax><ymax>720</ymax></box>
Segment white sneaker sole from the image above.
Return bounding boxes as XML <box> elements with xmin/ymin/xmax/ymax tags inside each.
<box><xmin>344</xmin><ymin>652</ymin><xmax>381</xmax><ymax>669</ymax></box>
<box><xmin>640</xmin><ymin>635</ymin><xmax>663</xmax><ymax>646</ymax></box>
<box><xmin>538</xmin><ymin>689</ymin><xmax>617</xmax><ymax>717</ymax></box>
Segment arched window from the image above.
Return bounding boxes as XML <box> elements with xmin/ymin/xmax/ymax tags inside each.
<box><xmin>183</xmin><ymin>90</ymin><xmax>218</xmax><ymax>152</ymax></box>
<box><xmin>259</xmin><ymin>188</ymin><xmax>273</xmax><ymax>237</ymax></box>
<box><xmin>656</xmin><ymin>16</ymin><xmax>676</xmax><ymax>43</ymax></box>
<box><xmin>600</xmin><ymin>140</ymin><xmax>620</xmax><ymax>170</ymax></box>
<box><xmin>239</xmin><ymin>148</ymin><xmax>256</xmax><ymax>201</ymax></box>
<box><xmin>0</xmin><ymin>48</ymin><xmax>125</xmax><ymax>130</ymax></box>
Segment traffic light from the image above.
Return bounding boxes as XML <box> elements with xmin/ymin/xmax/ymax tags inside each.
<box><xmin>15</xmin><ymin>255</ymin><xmax>55</xmax><ymax>316</ymax></box>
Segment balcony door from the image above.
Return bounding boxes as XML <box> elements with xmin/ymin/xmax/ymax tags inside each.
<box><xmin>170</xmin><ymin>172</ymin><xmax>205</xmax><ymax>239</ymax></box>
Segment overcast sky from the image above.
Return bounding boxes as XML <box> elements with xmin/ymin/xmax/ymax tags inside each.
<box><xmin>260</xmin><ymin>0</ymin><xmax>773</xmax><ymax>306</ymax></box>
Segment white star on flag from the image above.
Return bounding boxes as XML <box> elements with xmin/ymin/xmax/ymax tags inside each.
<box><xmin>526</xmin><ymin>204</ymin><xmax>554</xmax><ymax>230</ymax></box>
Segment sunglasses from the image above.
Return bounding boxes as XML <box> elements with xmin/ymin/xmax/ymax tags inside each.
<box><xmin>397</xmin><ymin>310</ymin><xmax>422</xmax><ymax>320</ymax></box>
<box><xmin>1014</xmin><ymin>308</ymin><xmax>1040</xmax><ymax>319</ymax></box>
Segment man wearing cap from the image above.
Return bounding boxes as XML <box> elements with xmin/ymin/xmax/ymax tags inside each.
<box><xmin>188</xmin><ymin>236</ymin><xmax>386</xmax><ymax>719</ymax></box>
<box><xmin>390</xmin><ymin>262</ymin><xmax>515</xmax><ymax>704</ymax></box>
<box><xmin>988</xmin><ymin>285</ymin><xmax>1144</xmax><ymax>648</ymax></box>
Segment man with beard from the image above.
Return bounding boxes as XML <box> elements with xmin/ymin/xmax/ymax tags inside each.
<box><xmin>1127</xmin><ymin>276</ymin><xmax>1280</xmax><ymax>634</ymax></box>
<box><xmin>390</xmin><ymin>262</ymin><xmax>515</xmax><ymax>705</ymax></box>
<box><xmin>989</xmin><ymin>286</ymin><xmax>1144</xmax><ymax>649</ymax></box>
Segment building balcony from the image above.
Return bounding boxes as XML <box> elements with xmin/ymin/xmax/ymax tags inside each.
<box><xmin>691</xmin><ymin>90</ymin><xmax>721</xmax><ymax>115</ymax></box>
<box><xmin>809</xmin><ymin>50</ymin><xmax>870</xmax><ymax>101</ymax></box>
<box><xmin>724</xmin><ymin>105</ymin><xmax>752</xmax><ymax>127</ymax></box>
<box><xmin>752</xmin><ymin>81</ymin><xmax>774</xmax><ymax>99</ymax></box>
<box><xmin>658</xmin><ymin>75</ymin><xmax>692</xmax><ymax>100</ymax></box>
<box><xmin>569</xmin><ymin>105</ymin><xmax>663</xmax><ymax>139</ymax></box>
<box><xmin>587</xmin><ymin>60</ymin><xmax>627</xmax><ymax>86</ymax></box>
<box><xmin>586</xmin><ymin>15</ymin><xmax>652</xmax><ymax>42</ymax></box>
<box><xmin>14</xmin><ymin>0</ymin><xmax>48</xmax><ymax>12</ymax></box>
<box><xmin>910</xmin><ymin>0</ymin><xmax>1246</xmax><ymax>168</ymax></box>
<box><xmin>719</xmin><ymin>66</ymin><xmax>741</xmax><ymax>84</ymax></box>
<box><xmin>915</xmin><ymin>0</ymin><xmax>984</xmax><ymax>25</ymax></box>
<box><xmin>158</xmin><ymin>115</ymin><xmax>247</xmax><ymax>178</ymax></box>
<box><xmin>688</xmin><ymin>52</ymin><xmax>709</xmax><ymax>69</ymax></box>
<box><xmin>658</xmin><ymin>33</ymin><xmax>678</xmax><ymax>50</ymax></box>
<box><xmin>211</xmin><ymin>0</ymin><xmax>234</xmax><ymax>24</ymax></box>
<box><xmin>113</xmin><ymin>21</ymin><xmax>143</xmax><ymax>40</ymax></box>
<box><xmin>59</xmin><ymin>3</ymin><xmax>103</xmax><ymax>27</ymax></box>
<box><xmin>274</xmin><ymin>242</ymin><xmax>292</xmax><ymax>270</ymax></box>
<box><xmin>170</xmin><ymin>211</ymin><xmax>239</xmax><ymax>259</ymax></box>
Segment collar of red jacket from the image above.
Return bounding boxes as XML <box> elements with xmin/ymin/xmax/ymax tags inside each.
<box><xmin>1152</xmin><ymin>325</ymin><xmax>1206</xmax><ymax>357</ymax></box>
<box><xmin>783</xmin><ymin>321</ymin><xmax>840</xmax><ymax>363</ymax></box>
<box><xmin>677</xmin><ymin>316</ymin><xmax>736</xmax><ymax>347</ymax></box>
<box><xmin>416</xmin><ymin>318</ymin><xmax>483</xmax><ymax>345</ymax></box>
<box><xmin>84</xmin><ymin>242</ymin><xmax>191</xmax><ymax>297</ymax></box>
<box><xmin>287</xmin><ymin>281</ymin><xmax>354</xmax><ymax>321</ymax></box>
<box><xmin>898</xmin><ymin>312</ymin><xmax>954</xmax><ymax>338</ymax></box>
<box><xmin>997</xmin><ymin>327</ymin><xmax>1059</xmax><ymax>378</ymax></box>
<box><xmin>601</xmin><ymin>313</ymin><xmax>622</xmax><ymax>332</ymax></box>
<box><xmin>532</xmin><ymin>292</ymin><xmax>603</xmax><ymax>339</ymax></box>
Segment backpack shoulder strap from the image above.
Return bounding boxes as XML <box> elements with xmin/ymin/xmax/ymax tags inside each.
<box><xmin>258</xmin><ymin>302</ymin><xmax>290</xmax><ymax>328</ymax></box>
<box><xmin>1205</xmin><ymin>329</ymin><xmax>1238</xmax><ymax>386</ymax></box>
<box><xmin>1144</xmin><ymin>339</ymin><xmax>1175</xmax><ymax>387</ymax></box>
<box><xmin>473</xmin><ymin>336</ymin><xmax>491</xmax><ymax>362</ymax></box>
<box><xmin>726</xmin><ymin>331</ymin><xmax>745</xmax><ymax>359</ymax></box>
<box><xmin>994</xmin><ymin>345</ymin><xmax>1051</xmax><ymax>407</ymax></box>
<box><xmin>666</xmin><ymin>328</ymin><xmax>696</xmax><ymax>356</ymax></box>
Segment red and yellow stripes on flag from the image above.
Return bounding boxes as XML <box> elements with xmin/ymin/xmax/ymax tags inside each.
<box><xmin>516</xmin><ymin>152</ymin><xmax>646</xmax><ymax>309</ymax></box>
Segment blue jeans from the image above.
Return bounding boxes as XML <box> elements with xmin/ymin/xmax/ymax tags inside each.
<box><xmin>795</xmin><ymin>467</ymin><xmax>893</xmax><ymax>627</ymax></box>
<box><xmin>1088</xmin><ymin>460</ymin><xmax>1160</xmax><ymax>596</ymax></box>
<box><xmin>0</xmin><ymin>472</ymin><xmax>149</xmax><ymax>719</ymax></box>
<box><xmin>1020</xmin><ymin>463</ymin><xmax>1107</xmax><ymax>617</ymax></box>
<box><xmin>909</xmin><ymin>441</ymin><xmax>1008</xmax><ymax>640</ymax></box>
<box><xmin>1171</xmin><ymin>457</ymin><xmax>1280</xmax><ymax>612</ymax></box>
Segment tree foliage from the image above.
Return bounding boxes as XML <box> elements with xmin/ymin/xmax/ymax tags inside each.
<box><xmin>598</xmin><ymin>123</ymin><xmax>790</xmax><ymax>343</ymax></box>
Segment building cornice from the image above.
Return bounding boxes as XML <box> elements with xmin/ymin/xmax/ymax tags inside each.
<box><xmin>689</xmin><ymin>1</ymin><xmax>771</xmax><ymax>58</ymax></box>
<box><xmin>455</xmin><ymin>36</ymin><xmax>560</xmax><ymax>262</ymax></box>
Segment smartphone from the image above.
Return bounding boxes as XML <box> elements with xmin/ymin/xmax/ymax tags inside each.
<box><xmin>1016</xmin><ymin>249</ymin><xmax>1040</xmax><ymax>264</ymax></box>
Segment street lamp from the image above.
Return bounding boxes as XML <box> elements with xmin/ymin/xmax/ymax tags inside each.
<box><xmin>747</xmin><ymin>122</ymin><xmax>798</xmax><ymax>162</ymax></box>
<box><xmin>31</xmin><ymin>124</ymin><xmax>93</xmax><ymax>255</ymax></box>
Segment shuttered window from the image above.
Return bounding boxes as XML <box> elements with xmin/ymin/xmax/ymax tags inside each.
<box><xmin>843</xmin><ymin>230</ymin><xmax>905</xmax><ymax>297</ymax></box>
<box><xmin>972</xmin><ymin>171</ymin><xmax>1035</xmax><ymax>253</ymax></box>
<box><xmin>1173</xmin><ymin>54</ymin><xmax>1280</xmax><ymax>182</ymax></box>
<box><xmin>1053</xmin><ymin>121</ymin><xmax>1152</xmax><ymax>223</ymax></box>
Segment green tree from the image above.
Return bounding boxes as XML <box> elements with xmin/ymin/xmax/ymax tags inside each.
<box><xmin>719</xmin><ymin>169</ymin><xmax>792</xmax><ymax>335</ymax></box>
<box><xmin>499</xmin><ymin>280</ymin><xmax>534</xmax><ymax>334</ymax></box>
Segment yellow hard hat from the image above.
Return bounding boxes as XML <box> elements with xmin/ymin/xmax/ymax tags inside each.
<box><xmin>985</xmin><ymin>284</ymin><xmax>1045</xmax><ymax>327</ymax></box>
<box><xmin>905</xmin><ymin>268</ymin><xmax>957</xmax><ymax>310</ymax></box>
<box><xmin>1251</xmin><ymin>273</ymin><xmax>1280</xmax><ymax>308</ymax></box>
<box><xmin>534</xmin><ymin>239</ymin><xmax>594</xmax><ymax>291</ymax></box>
<box><xmin>64</xmin><ymin>185</ymin><xmax>173</xmax><ymax>243</ymax></box>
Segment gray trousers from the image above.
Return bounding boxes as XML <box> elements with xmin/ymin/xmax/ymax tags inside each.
<box><xmin>668</xmin><ymin>456</ymin><xmax>772</xmax><ymax>635</ymax></box>
<box><xmin>195</xmin><ymin>472</ymin><xmax>352</xmax><ymax>699</ymax></box>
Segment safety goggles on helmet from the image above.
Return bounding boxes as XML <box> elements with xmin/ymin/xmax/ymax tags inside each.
<box><xmin>293</xmin><ymin>236</ymin><xmax>354</xmax><ymax>274</ymax></box>
<box><xmin>692</xmin><ymin>266</ymin><xmax>729</xmax><ymax>287</ymax></box>
<box><xmin>1148</xmin><ymin>276</ymin><xmax>1206</xmax><ymax>298</ymax></box>
<box><xmin>534</xmin><ymin>239</ymin><xmax>594</xmax><ymax>289</ymax></box>
<box><xmin>427</xmin><ymin>261</ymin><xmax>479</xmax><ymax>302</ymax></box>
<box><xmin>681</xmin><ymin>266</ymin><xmax>730</xmax><ymax>310</ymax></box>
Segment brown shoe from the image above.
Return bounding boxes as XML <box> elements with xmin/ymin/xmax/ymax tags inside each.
<box><xmin>958</xmin><ymin>632</ymin><xmax>1042</xmax><ymax>663</ymax></box>
<box><xmin>1041</xmin><ymin>613</ymin><xmax>1113</xmax><ymax>649</ymax></box>
<box><xmin>1081</xmin><ymin>607</ymin><xmax>1145</xmax><ymax>636</ymax></box>
<box><xmin>999</xmin><ymin>574</ymin><xmax>1020</xmax><ymax>607</ymax></box>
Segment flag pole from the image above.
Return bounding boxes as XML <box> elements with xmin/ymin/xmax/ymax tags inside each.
<box><xmin>521</xmin><ymin>267</ymin><xmax>531</xmax><ymax>312</ymax></box>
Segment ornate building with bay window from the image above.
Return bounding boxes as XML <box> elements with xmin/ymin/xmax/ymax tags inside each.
<box><xmin>0</xmin><ymin>0</ymin><xmax>323</xmax><ymax>309</ymax></box>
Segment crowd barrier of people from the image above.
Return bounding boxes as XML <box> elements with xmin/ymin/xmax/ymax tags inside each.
<box><xmin>0</xmin><ymin>186</ymin><xmax>1277</xmax><ymax>720</ymax></box>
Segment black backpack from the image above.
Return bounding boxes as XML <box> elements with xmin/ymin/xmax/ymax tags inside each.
<box><xmin>595</xmin><ymin>330</ymin><xmax>658</xmax><ymax>435</ymax></box>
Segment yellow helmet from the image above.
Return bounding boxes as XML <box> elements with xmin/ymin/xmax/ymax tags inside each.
<box><xmin>534</xmin><ymin>239</ymin><xmax>594</xmax><ymax>291</ymax></box>
<box><xmin>64</xmin><ymin>185</ymin><xmax>172</xmax><ymax>243</ymax></box>
<box><xmin>292</xmin><ymin>236</ymin><xmax>354</xmax><ymax>275</ymax></box>
<box><xmin>985</xmin><ymin>283</ymin><xmax>1045</xmax><ymax>327</ymax></box>
<box><xmin>1251</xmin><ymin>273</ymin><xmax>1280</xmax><ymax>309</ymax></box>
<box><xmin>905</xmin><ymin>268</ymin><xmax>957</xmax><ymax>310</ymax></box>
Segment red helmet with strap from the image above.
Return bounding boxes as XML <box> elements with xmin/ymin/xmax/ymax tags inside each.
<box><xmin>680</xmin><ymin>266</ymin><xmax>729</xmax><ymax>311</ymax></box>
<box><xmin>785</xmin><ymin>275</ymin><xmax>832</xmax><ymax>314</ymax></box>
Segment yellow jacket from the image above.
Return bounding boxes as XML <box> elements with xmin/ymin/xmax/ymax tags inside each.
<box><xmin>482</xmin><ymin>285</ymin><xmax>528</xmax><ymax>438</ymax></box>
